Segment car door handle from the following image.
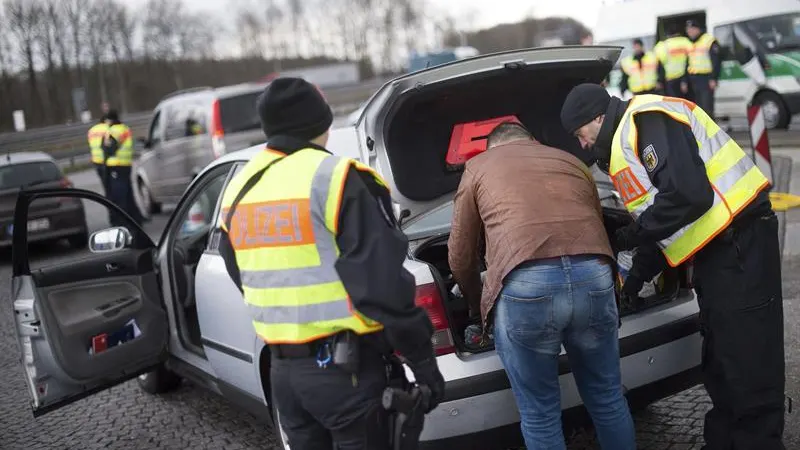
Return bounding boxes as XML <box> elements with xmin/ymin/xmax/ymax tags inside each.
<box><xmin>105</xmin><ymin>263</ymin><xmax>119</xmax><ymax>272</ymax></box>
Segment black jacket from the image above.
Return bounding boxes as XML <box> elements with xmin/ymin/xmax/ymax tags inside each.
<box><xmin>596</xmin><ymin>98</ymin><xmax>771</xmax><ymax>280</ymax></box>
<box><xmin>218</xmin><ymin>135</ymin><xmax>435</xmax><ymax>363</ymax></box>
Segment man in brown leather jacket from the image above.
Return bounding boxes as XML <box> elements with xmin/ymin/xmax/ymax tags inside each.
<box><xmin>448</xmin><ymin>122</ymin><xmax>635</xmax><ymax>450</ymax></box>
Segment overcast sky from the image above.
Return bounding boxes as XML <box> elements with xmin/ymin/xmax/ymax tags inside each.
<box><xmin>125</xmin><ymin>0</ymin><xmax>604</xmax><ymax>33</ymax></box>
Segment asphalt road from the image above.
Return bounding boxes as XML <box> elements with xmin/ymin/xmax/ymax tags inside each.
<box><xmin>1</xmin><ymin>154</ymin><xmax>800</xmax><ymax>449</ymax></box>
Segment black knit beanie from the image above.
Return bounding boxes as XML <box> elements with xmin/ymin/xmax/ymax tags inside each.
<box><xmin>256</xmin><ymin>77</ymin><xmax>334</xmax><ymax>140</ymax></box>
<box><xmin>560</xmin><ymin>83</ymin><xmax>611</xmax><ymax>135</ymax></box>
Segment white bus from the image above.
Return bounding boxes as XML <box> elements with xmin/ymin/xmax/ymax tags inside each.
<box><xmin>595</xmin><ymin>0</ymin><xmax>800</xmax><ymax>129</ymax></box>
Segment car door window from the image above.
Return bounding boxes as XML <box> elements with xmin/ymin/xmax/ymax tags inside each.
<box><xmin>170</xmin><ymin>163</ymin><xmax>235</xmax><ymax>246</ymax></box>
<box><xmin>148</xmin><ymin>111</ymin><xmax>163</xmax><ymax>147</ymax></box>
<box><xmin>164</xmin><ymin>99</ymin><xmax>209</xmax><ymax>141</ymax></box>
<box><xmin>206</xmin><ymin>163</ymin><xmax>244</xmax><ymax>252</ymax></box>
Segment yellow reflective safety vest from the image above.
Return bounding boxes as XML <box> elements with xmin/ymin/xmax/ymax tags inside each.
<box><xmin>87</xmin><ymin>122</ymin><xmax>109</xmax><ymax>164</ymax></box>
<box><xmin>609</xmin><ymin>95</ymin><xmax>770</xmax><ymax>267</ymax></box>
<box><xmin>654</xmin><ymin>36</ymin><xmax>692</xmax><ymax>81</ymax></box>
<box><xmin>620</xmin><ymin>52</ymin><xmax>659</xmax><ymax>93</ymax></box>
<box><xmin>105</xmin><ymin>123</ymin><xmax>133</xmax><ymax>167</ymax></box>
<box><xmin>219</xmin><ymin>147</ymin><xmax>387</xmax><ymax>344</ymax></box>
<box><xmin>688</xmin><ymin>33</ymin><xmax>716</xmax><ymax>75</ymax></box>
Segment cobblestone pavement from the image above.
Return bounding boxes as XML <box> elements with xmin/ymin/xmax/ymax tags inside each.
<box><xmin>1</xmin><ymin>155</ymin><xmax>798</xmax><ymax>449</ymax></box>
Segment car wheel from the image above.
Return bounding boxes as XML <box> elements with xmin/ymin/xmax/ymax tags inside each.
<box><xmin>137</xmin><ymin>365</ymin><xmax>182</xmax><ymax>394</ymax></box>
<box><xmin>67</xmin><ymin>233</ymin><xmax>88</xmax><ymax>249</ymax></box>
<box><xmin>138</xmin><ymin>177</ymin><xmax>162</xmax><ymax>215</ymax></box>
<box><xmin>754</xmin><ymin>91</ymin><xmax>790</xmax><ymax>130</ymax></box>
<box><xmin>271</xmin><ymin>399</ymin><xmax>292</xmax><ymax>450</ymax></box>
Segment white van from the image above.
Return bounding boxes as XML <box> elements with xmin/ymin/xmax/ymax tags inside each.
<box><xmin>595</xmin><ymin>0</ymin><xmax>800</xmax><ymax>129</ymax></box>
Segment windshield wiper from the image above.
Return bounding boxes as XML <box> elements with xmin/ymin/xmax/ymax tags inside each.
<box><xmin>23</xmin><ymin>179</ymin><xmax>52</xmax><ymax>188</ymax></box>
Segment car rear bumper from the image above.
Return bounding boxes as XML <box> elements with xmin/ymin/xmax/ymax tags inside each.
<box><xmin>0</xmin><ymin>204</ymin><xmax>86</xmax><ymax>247</ymax></box>
<box><xmin>419</xmin><ymin>313</ymin><xmax>702</xmax><ymax>444</ymax></box>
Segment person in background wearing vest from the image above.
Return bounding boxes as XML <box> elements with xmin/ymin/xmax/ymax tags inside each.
<box><xmin>654</xmin><ymin>25</ymin><xmax>691</xmax><ymax>99</ymax></box>
<box><xmin>561</xmin><ymin>84</ymin><xmax>785</xmax><ymax>450</ymax></box>
<box><xmin>619</xmin><ymin>39</ymin><xmax>662</xmax><ymax>97</ymax></box>
<box><xmin>102</xmin><ymin>110</ymin><xmax>144</xmax><ymax>227</ymax></box>
<box><xmin>217</xmin><ymin>78</ymin><xmax>445</xmax><ymax>449</ymax></box>
<box><xmin>87</xmin><ymin>114</ymin><xmax>109</xmax><ymax>195</ymax></box>
<box><xmin>686</xmin><ymin>20</ymin><xmax>722</xmax><ymax>119</ymax></box>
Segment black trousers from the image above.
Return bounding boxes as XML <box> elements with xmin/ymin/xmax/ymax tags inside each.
<box><xmin>665</xmin><ymin>79</ymin><xmax>689</xmax><ymax>99</ymax></box>
<box><xmin>94</xmin><ymin>163</ymin><xmax>107</xmax><ymax>196</ymax></box>
<box><xmin>107</xmin><ymin>167</ymin><xmax>144</xmax><ymax>227</ymax></box>
<box><xmin>693</xmin><ymin>212</ymin><xmax>785</xmax><ymax>450</ymax></box>
<box><xmin>690</xmin><ymin>75</ymin><xmax>715</xmax><ymax>119</ymax></box>
<box><xmin>271</xmin><ymin>346</ymin><xmax>391</xmax><ymax>450</ymax></box>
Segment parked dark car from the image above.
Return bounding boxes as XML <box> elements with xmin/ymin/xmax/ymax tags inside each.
<box><xmin>0</xmin><ymin>152</ymin><xmax>87</xmax><ymax>248</ymax></box>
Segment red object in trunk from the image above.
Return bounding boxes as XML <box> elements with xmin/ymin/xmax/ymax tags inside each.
<box><xmin>445</xmin><ymin>115</ymin><xmax>522</xmax><ymax>169</ymax></box>
<box><xmin>415</xmin><ymin>283</ymin><xmax>456</xmax><ymax>355</ymax></box>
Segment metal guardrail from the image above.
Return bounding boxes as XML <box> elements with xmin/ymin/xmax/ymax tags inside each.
<box><xmin>8</xmin><ymin>77</ymin><xmax>390</xmax><ymax>165</ymax></box>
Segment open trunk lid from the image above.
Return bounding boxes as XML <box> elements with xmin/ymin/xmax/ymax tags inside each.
<box><xmin>357</xmin><ymin>45</ymin><xmax>623</xmax><ymax>225</ymax></box>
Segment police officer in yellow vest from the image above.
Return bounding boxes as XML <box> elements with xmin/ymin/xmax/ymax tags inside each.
<box><xmin>217</xmin><ymin>78</ymin><xmax>445</xmax><ymax>449</ymax></box>
<box><xmin>619</xmin><ymin>39</ymin><xmax>662</xmax><ymax>96</ymax></box>
<box><xmin>686</xmin><ymin>20</ymin><xmax>722</xmax><ymax>119</ymax></box>
<box><xmin>653</xmin><ymin>25</ymin><xmax>692</xmax><ymax>99</ymax></box>
<box><xmin>102</xmin><ymin>110</ymin><xmax>144</xmax><ymax>226</ymax></box>
<box><xmin>87</xmin><ymin>114</ymin><xmax>109</xmax><ymax>195</ymax></box>
<box><xmin>561</xmin><ymin>84</ymin><xmax>785</xmax><ymax>450</ymax></box>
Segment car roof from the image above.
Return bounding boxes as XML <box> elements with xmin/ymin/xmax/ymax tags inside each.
<box><xmin>200</xmin><ymin>127</ymin><xmax>361</xmax><ymax>175</ymax></box>
<box><xmin>0</xmin><ymin>152</ymin><xmax>56</xmax><ymax>167</ymax></box>
<box><xmin>157</xmin><ymin>82</ymin><xmax>269</xmax><ymax>108</ymax></box>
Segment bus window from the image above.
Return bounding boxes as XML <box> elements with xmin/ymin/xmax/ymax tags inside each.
<box><xmin>741</xmin><ymin>13</ymin><xmax>800</xmax><ymax>52</ymax></box>
<box><xmin>714</xmin><ymin>25</ymin><xmax>734</xmax><ymax>60</ymax></box>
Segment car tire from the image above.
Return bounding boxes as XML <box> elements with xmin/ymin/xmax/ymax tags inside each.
<box><xmin>754</xmin><ymin>91</ymin><xmax>790</xmax><ymax>130</ymax></box>
<box><xmin>270</xmin><ymin>398</ymin><xmax>292</xmax><ymax>450</ymax></box>
<box><xmin>67</xmin><ymin>233</ymin><xmax>88</xmax><ymax>249</ymax></box>
<box><xmin>137</xmin><ymin>365</ymin><xmax>182</xmax><ymax>394</ymax></box>
<box><xmin>138</xmin><ymin>177</ymin><xmax>162</xmax><ymax>215</ymax></box>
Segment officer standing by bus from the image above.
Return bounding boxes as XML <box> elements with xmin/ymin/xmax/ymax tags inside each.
<box><xmin>217</xmin><ymin>77</ymin><xmax>445</xmax><ymax>449</ymax></box>
<box><xmin>686</xmin><ymin>20</ymin><xmax>722</xmax><ymax>119</ymax></box>
<box><xmin>654</xmin><ymin>25</ymin><xmax>692</xmax><ymax>99</ymax></box>
<box><xmin>619</xmin><ymin>39</ymin><xmax>662</xmax><ymax>96</ymax></box>
<box><xmin>87</xmin><ymin>114</ymin><xmax>109</xmax><ymax>195</ymax></box>
<box><xmin>561</xmin><ymin>84</ymin><xmax>785</xmax><ymax>450</ymax></box>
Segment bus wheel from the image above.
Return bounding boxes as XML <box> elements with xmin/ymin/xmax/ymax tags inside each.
<box><xmin>755</xmin><ymin>91</ymin><xmax>790</xmax><ymax>130</ymax></box>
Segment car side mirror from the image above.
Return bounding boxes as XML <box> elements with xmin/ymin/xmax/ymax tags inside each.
<box><xmin>89</xmin><ymin>226</ymin><xmax>132</xmax><ymax>253</ymax></box>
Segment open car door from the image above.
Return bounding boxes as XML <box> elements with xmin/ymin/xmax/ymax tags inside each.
<box><xmin>11</xmin><ymin>188</ymin><xmax>169</xmax><ymax>417</ymax></box>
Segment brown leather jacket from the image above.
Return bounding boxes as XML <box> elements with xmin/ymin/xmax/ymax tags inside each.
<box><xmin>448</xmin><ymin>138</ymin><xmax>614</xmax><ymax>326</ymax></box>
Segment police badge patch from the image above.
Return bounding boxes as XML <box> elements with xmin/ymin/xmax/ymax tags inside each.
<box><xmin>642</xmin><ymin>144</ymin><xmax>658</xmax><ymax>173</ymax></box>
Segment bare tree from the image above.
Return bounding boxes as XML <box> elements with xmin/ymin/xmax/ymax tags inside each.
<box><xmin>236</xmin><ymin>8</ymin><xmax>265</xmax><ymax>58</ymax></box>
<box><xmin>86</xmin><ymin>0</ymin><xmax>111</xmax><ymax>107</ymax></box>
<box><xmin>263</xmin><ymin>0</ymin><xmax>286</xmax><ymax>69</ymax></box>
<box><xmin>63</xmin><ymin>0</ymin><xmax>87</xmax><ymax>90</ymax></box>
<box><xmin>5</xmin><ymin>0</ymin><xmax>43</xmax><ymax>125</ymax></box>
<box><xmin>114</xmin><ymin>4</ymin><xmax>138</xmax><ymax>62</ymax></box>
<box><xmin>38</xmin><ymin>0</ymin><xmax>63</xmax><ymax>123</ymax></box>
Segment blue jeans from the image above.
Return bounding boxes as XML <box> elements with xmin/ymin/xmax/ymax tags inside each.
<box><xmin>494</xmin><ymin>255</ymin><xmax>636</xmax><ymax>450</ymax></box>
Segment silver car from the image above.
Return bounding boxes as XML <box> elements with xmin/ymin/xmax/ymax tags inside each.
<box><xmin>11</xmin><ymin>46</ymin><xmax>701</xmax><ymax>448</ymax></box>
<box><xmin>134</xmin><ymin>83</ymin><xmax>269</xmax><ymax>215</ymax></box>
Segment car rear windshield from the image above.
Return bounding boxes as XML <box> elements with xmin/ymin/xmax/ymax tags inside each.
<box><xmin>220</xmin><ymin>92</ymin><xmax>262</xmax><ymax>134</ymax></box>
<box><xmin>0</xmin><ymin>161</ymin><xmax>62</xmax><ymax>189</ymax></box>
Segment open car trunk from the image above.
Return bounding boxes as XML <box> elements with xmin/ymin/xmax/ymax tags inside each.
<box><xmin>361</xmin><ymin>46</ymin><xmax>623</xmax><ymax>223</ymax></box>
<box><xmin>411</xmin><ymin>208</ymin><xmax>686</xmax><ymax>354</ymax></box>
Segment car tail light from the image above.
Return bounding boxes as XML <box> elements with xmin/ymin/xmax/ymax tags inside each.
<box><xmin>210</xmin><ymin>99</ymin><xmax>226</xmax><ymax>159</ymax></box>
<box><xmin>415</xmin><ymin>283</ymin><xmax>456</xmax><ymax>356</ymax></box>
<box><xmin>60</xmin><ymin>178</ymin><xmax>73</xmax><ymax>188</ymax></box>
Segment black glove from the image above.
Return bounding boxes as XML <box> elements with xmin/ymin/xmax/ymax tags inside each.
<box><xmin>614</xmin><ymin>225</ymin><xmax>639</xmax><ymax>252</ymax></box>
<box><xmin>408</xmin><ymin>356</ymin><xmax>445</xmax><ymax>413</ymax></box>
<box><xmin>621</xmin><ymin>274</ymin><xmax>644</xmax><ymax>300</ymax></box>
